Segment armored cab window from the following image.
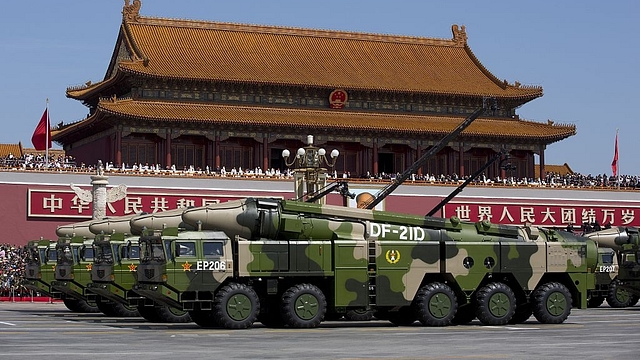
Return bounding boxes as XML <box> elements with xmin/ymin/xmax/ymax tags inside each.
<box><xmin>203</xmin><ymin>242</ymin><xmax>223</xmax><ymax>258</ymax></box>
<box><xmin>178</xmin><ymin>242</ymin><xmax>196</xmax><ymax>257</ymax></box>
<box><xmin>47</xmin><ymin>249</ymin><xmax>57</xmax><ymax>262</ymax></box>
<box><xmin>164</xmin><ymin>239</ymin><xmax>173</xmax><ymax>260</ymax></box>
<box><xmin>80</xmin><ymin>246</ymin><xmax>94</xmax><ymax>261</ymax></box>
<box><xmin>620</xmin><ymin>251</ymin><xmax>639</xmax><ymax>266</ymax></box>
<box><xmin>126</xmin><ymin>245</ymin><xmax>140</xmax><ymax>260</ymax></box>
<box><xmin>600</xmin><ymin>253</ymin><xmax>614</xmax><ymax>266</ymax></box>
<box><xmin>140</xmin><ymin>235</ymin><xmax>165</xmax><ymax>263</ymax></box>
<box><xmin>112</xmin><ymin>244</ymin><xmax>121</xmax><ymax>263</ymax></box>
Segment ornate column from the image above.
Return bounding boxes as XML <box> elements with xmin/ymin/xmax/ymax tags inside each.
<box><xmin>539</xmin><ymin>144</ymin><xmax>546</xmax><ymax>180</ymax></box>
<box><xmin>373</xmin><ymin>139</ymin><xmax>379</xmax><ymax>175</ymax></box>
<box><xmin>458</xmin><ymin>143</ymin><xmax>465</xmax><ymax>177</ymax></box>
<box><xmin>91</xmin><ymin>162</ymin><xmax>109</xmax><ymax>220</ymax></box>
<box><xmin>71</xmin><ymin>161</ymin><xmax>127</xmax><ymax>220</ymax></box>
<box><xmin>215</xmin><ymin>134</ymin><xmax>221</xmax><ymax>169</ymax></box>
<box><xmin>115</xmin><ymin>129</ymin><xmax>122</xmax><ymax>166</ymax></box>
<box><xmin>416</xmin><ymin>144</ymin><xmax>422</xmax><ymax>177</ymax></box>
<box><xmin>165</xmin><ymin>129</ymin><xmax>172</xmax><ymax>168</ymax></box>
<box><xmin>263</xmin><ymin>135</ymin><xmax>269</xmax><ymax>171</ymax></box>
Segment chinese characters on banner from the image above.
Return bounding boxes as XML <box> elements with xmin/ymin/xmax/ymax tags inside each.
<box><xmin>444</xmin><ymin>202</ymin><xmax>640</xmax><ymax>227</ymax></box>
<box><xmin>28</xmin><ymin>189</ymin><xmax>253</xmax><ymax>218</ymax></box>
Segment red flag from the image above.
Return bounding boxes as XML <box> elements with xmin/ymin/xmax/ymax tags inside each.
<box><xmin>611</xmin><ymin>132</ymin><xmax>618</xmax><ymax>177</ymax></box>
<box><xmin>31</xmin><ymin>108</ymin><xmax>51</xmax><ymax>151</ymax></box>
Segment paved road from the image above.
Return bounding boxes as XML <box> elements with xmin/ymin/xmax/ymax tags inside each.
<box><xmin>1</xmin><ymin>302</ymin><xmax>639</xmax><ymax>360</ymax></box>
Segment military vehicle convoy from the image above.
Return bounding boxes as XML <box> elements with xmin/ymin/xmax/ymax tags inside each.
<box><xmin>51</xmin><ymin>219</ymin><xmax>138</xmax><ymax>316</ymax></box>
<box><xmin>88</xmin><ymin>210</ymin><xmax>192</xmax><ymax>322</ymax></box>
<box><xmin>131</xmin><ymin>197</ymin><xmax>599</xmax><ymax>329</ymax></box>
<box><xmin>584</xmin><ymin>226</ymin><xmax>640</xmax><ymax>306</ymax></box>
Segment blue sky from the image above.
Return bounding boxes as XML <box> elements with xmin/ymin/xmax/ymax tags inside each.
<box><xmin>1</xmin><ymin>0</ymin><xmax>637</xmax><ymax>176</ymax></box>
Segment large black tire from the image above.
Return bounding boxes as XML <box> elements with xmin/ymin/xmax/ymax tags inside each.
<box><xmin>153</xmin><ymin>305</ymin><xmax>191</xmax><ymax>323</ymax></box>
<box><xmin>606</xmin><ymin>280</ymin><xmax>633</xmax><ymax>308</ymax></box>
<box><xmin>189</xmin><ymin>309</ymin><xmax>218</xmax><ymax>328</ymax></box>
<box><xmin>345</xmin><ymin>309</ymin><xmax>374</xmax><ymax>321</ymax></box>
<box><xmin>452</xmin><ymin>303</ymin><xmax>475</xmax><ymax>325</ymax></box>
<box><xmin>281</xmin><ymin>283</ymin><xmax>327</xmax><ymax>328</ymax></box>
<box><xmin>475</xmin><ymin>282</ymin><xmax>516</xmax><ymax>325</ymax></box>
<box><xmin>414</xmin><ymin>282</ymin><xmax>458</xmax><ymax>326</ymax></box>
<box><xmin>508</xmin><ymin>303</ymin><xmax>533</xmax><ymax>324</ymax></box>
<box><xmin>531</xmin><ymin>282</ymin><xmax>572</xmax><ymax>324</ymax></box>
<box><xmin>387</xmin><ymin>306</ymin><xmax>417</xmax><ymax>326</ymax></box>
<box><xmin>63</xmin><ymin>298</ymin><xmax>100</xmax><ymax>313</ymax></box>
<box><xmin>214</xmin><ymin>283</ymin><xmax>260</xmax><ymax>329</ymax></box>
<box><xmin>137</xmin><ymin>305</ymin><xmax>161</xmax><ymax>322</ymax></box>
<box><xmin>63</xmin><ymin>298</ymin><xmax>81</xmax><ymax>312</ymax></box>
<box><xmin>96</xmin><ymin>300</ymin><xmax>140</xmax><ymax>317</ymax></box>
<box><xmin>587</xmin><ymin>295</ymin><xmax>605</xmax><ymax>308</ymax></box>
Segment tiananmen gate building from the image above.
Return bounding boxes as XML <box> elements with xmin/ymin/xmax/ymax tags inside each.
<box><xmin>53</xmin><ymin>0</ymin><xmax>576</xmax><ymax>180</ymax></box>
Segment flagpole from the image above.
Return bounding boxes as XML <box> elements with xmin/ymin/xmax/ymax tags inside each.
<box><xmin>616</xmin><ymin>128</ymin><xmax>620</xmax><ymax>189</ymax></box>
<box><xmin>45</xmin><ymin>98</ymin><xmax>49</xmax><ymax>167</ymax></box>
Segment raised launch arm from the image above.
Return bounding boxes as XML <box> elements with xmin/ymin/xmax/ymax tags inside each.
<box><xmin>364</xmin><ymin>98</ymin><xmax>495</xmax><ymax>209</ymax></box>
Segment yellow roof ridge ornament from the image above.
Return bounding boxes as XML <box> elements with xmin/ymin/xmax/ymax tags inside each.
<box><xmin>123</xmin><ymin>0</ymin><xmax>141</xmax><ymax>22</ymax></box>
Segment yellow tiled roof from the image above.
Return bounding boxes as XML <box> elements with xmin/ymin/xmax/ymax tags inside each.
<box><xmin>69</xmin><ymin>13</ymin><xmax>542</xmax><ymax>100</ymax></box>
<box><xmin>0</xmin><ymin>143</ymin><xmax>23</xmax><ymax>158</ymax></box>
<box><xmin>54</xmin><ymin>99</ymin><xmax>574</xmax><ymax>142</ymax></box>
<box><xmin>535</xmin><ymin>163</ymin><xmax>574</xmax><ymax>177</ymax></box>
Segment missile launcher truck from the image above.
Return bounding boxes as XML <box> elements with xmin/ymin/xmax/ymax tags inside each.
<box><xmin>88</xmin><ymin>210</ymin><xmax>192</xmax><ymax>322</ymax></box>
<box><xmin>23</xmin><ymin>240</ymin><xmax>57</xmax><ymax>295</ymax></box>
<box><xmin>584</xmin><ymin>227</ymin><xmax>640</xmax><ymax>306</ymax></box>
<box><xmin>51</xmin><ymin>218</ymin><xmax>138</xmax><ymax>316</ymax></box>
<box><xmin>133</xmin><ymin>197</ymin><xmax>599</xmax><ymax>329</ymax></box>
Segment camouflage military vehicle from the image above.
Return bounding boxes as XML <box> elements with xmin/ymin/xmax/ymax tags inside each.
<box><xmin>23</xmin><ymin>239</ymin><xmax>56</xmax><ymax>297</ymax></box>
<box><xmin>50</xmin><ymin>233</ymin><xmax>101</xmax><ymax>313</ymax></box>
<box><xmin>51</xmin><ymin>219</ymin><xmax>138</xmax><ymax>316</ymax></box>
<box><xmin>132</xmin><ymin>197</ymin><xmax>598</xmax><ymax>329</ymax></box>
<box><xmin>585</xmin><ymin>227</ymin><xmax>640</xmax><ymax>305</ymax></box>
<box><xmin>23</xmin><ymin>238</ymin><xmax>102</xmax><ymax>312</ymax></box>
<box><xmin>584</xmin><ymin>247</ymin><xmax>638</xmax><ymax>308</ymax></box>
<box><xmin>88</xmin><ymin>210</ymin><xmax>191</xmax><ymax>323</ymax></box>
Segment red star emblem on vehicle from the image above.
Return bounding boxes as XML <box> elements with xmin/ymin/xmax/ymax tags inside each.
<box><xmin>182</xmin><ymin>261</ymin><xmax>192</xmax><ymax>271</ymax></box>
<box><xmin>86</xmin><ymin>263</ymin><xmax>92</xmax><ymax>271</ymax></box>
<box><xmin>128</xmin><ymin>263</ymin><xmax>137</xmax><ymax>272</ymax></box>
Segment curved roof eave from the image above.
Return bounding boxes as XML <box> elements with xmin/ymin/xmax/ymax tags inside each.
<box><xmin>92</xmin><ymin>99</ymin><xmax>575</xmax><ymax>143</ymax></box>
<box><xmin>51</xmin><ymin>112</ymin><xmax>102</xmax><ymax>141</ymax></box>
<box><xmin>66</xmin><ymin>70</ymin><xmax>131</xmax><ymax>100</ymax></box>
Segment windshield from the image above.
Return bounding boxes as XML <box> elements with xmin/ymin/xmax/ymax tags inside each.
<box><xmin>94</xmin><ymin>242</ymin><xmax>114</xmax><ymax>265</ymax></box>
<box><xmin>600</xmin><ymin>253</ymin><xmax>614</xmax><ymax>265</ymax></box>
<box><xmin>82</xmin><ymin>246</ymin><xmax>94</xmax><ymax>261</ymax></box>
<box><xmin>47</xmin><ymin>249</ymin><xmax>57</xmax><ymax>262</ymax></box>
<box><xmin>140</xmin><ymin>236</ymin><xmax>165</xmax><ymax>263</ymax></box>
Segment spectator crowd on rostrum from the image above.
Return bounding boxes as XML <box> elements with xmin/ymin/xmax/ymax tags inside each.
<box><xmin>1</xmin><ymin>153</ymin><xmax>639</xmax><ymax>190</ymax></box>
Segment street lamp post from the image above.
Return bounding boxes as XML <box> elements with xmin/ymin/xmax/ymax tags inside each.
<box><xmin>282</xmin><ymin>135</ymin><xmax>339</xmax><ymax>203</ymax></box>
